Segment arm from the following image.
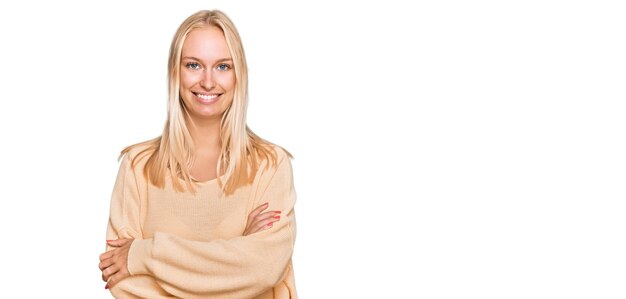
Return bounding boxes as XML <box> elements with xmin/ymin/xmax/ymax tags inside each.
<box><xmin>127</xmin><ymin>154</ymin><xmax>296</xmax><ymax>298</ymax></box>
<box><xmin>106</xmin><ymin>154</ymin><xmax>144</xmax><ymax>242</ymax></box>
<box><xmin>101</xmin><ymin>154</ymin><xmax>167</xmax><ymax>298</ymax></box>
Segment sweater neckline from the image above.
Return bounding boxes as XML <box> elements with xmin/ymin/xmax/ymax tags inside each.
<box><xmin>190</xmin><ymin>174</ymin><xmax>222</xmax><ymax>185</ymax></box>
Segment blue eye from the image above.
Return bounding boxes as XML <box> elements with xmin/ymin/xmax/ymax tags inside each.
<box><xmin>216</xmin><ymin>63</ymin><xmax>231</xmax><ymax>71</ymax></box>
<box><xmin>186</xmin><ymin>62</ymin><xmax>201</xmax><ymax>70</ymax></box>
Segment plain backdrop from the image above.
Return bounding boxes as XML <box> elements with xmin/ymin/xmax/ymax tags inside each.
<box><xmin>0</xmin><ymin>0</ymin><xmax>625</xmax><ymax>298</ymax></box>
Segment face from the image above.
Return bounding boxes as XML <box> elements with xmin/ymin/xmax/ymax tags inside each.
<box><xmin>179</xmin><ymin>26</ymin><xmax>235</xmax><ymax>121</ymax></box>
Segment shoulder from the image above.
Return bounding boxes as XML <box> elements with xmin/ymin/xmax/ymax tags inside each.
<box><xmin>119</xmin><ymin>140</ymin><xmax>158</xmax><ymax>171</ymax></box>
<box><xmin>251</xmin><ymin>142</ymin><xmax>292</xmax><ymax>177</ymax></box>
<box><xmin>260</xmin><ymin>144</ymin><xmax>294</xmax><ymax>179</ymax></box>
<box><xmin>272</xmin><ymin>144</ymin><xmax>292</xmax><ymax>164</ymax></box>
<box><xmin>253</xmin><ymin>144</ymin><xmax>294</xmax><ymax>189</ymax></box>
<box><xmin>260</xmin><ymin>143</ymin><xmax>292</xmax><ymax>170</ymax></box>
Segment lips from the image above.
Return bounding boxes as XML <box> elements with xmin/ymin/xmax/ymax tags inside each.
<box><xmin>193</xmin><ymin>92</ymin><xmax>221</xmax><ymax>104</ymax></box>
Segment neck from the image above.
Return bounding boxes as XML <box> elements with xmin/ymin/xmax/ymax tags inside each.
<box><xmin>187</xmin><ymin>116</ymin><xmax>222</xmax><ymax>154</ymax></box>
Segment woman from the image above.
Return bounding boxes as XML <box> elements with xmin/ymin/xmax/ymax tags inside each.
<box><xmin>98</xmin><ymin>10</ymin><xmax>297</xmax><ymax>299</ymax></box>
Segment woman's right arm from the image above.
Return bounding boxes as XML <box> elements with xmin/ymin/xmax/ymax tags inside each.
<box><xmin>100</xmin><ymin>155</ymin><xmax>167</xmax><ymax>298</ymax></box>
<box><xmin>106</xmin><ymin>155</ymin><xmax>143</xmax><ymax>243</ymax></box>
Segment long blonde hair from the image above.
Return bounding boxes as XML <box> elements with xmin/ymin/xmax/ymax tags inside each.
<box><xmin>122</xmin><ymin>10</ymin><xmax>285</xmax><ymax>195</ymax></box>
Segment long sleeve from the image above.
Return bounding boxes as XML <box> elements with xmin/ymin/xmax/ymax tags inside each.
<box><xmin>106</xmin><ymin>154</ymin><xmax>144</xmax><ymax>242</ymax></box>
<box><xmin>106</xmin><ymin>154</ymin><xmax>171</xmax><ymax>299</ymax></box>
<box><xmin>126</xmin><ymin>154</ymin><xmax>297</xmax><ymax>299</ymax></box>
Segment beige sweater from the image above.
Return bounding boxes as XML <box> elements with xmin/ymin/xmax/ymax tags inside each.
<box><xmin>105</xmin><ymin>145</ymin><xmax>297</xmax><ymax>298</ymax></box>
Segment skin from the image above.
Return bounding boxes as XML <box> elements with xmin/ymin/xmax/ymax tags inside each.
<box><xmin>99</xmin><ymin>25</ymin><xmax>281</xmax><ymax>289</ymax></box>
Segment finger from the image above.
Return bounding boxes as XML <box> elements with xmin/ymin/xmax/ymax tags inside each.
<box><xmin>250</xmin><ymin>212</ymin><xmax>281</xmax><ymax>230</ymax></box>
<box><xmin>247</xmin><ymin>202</ymin><xmax>269</xmax><ymax>221</ymax></box>
<box><xmin>99</xmin><ymin>250</ymin><xmax>114</xmax><ymax>261</ymax></box>
<box><xmin>106</xmin><ymin>266</ymin><xmax>130</xmax><ymax>288</ymax></box>
<box><xmin>244</xmin><ymin>220</ymin><xmax>277</xmax><ymax>236</ymax></box>
<box><xmin>99</xmin><ymin>258</ymin><xmax>115</xmax><ymax>271</ymax></box>
<box><xmin>102</xmin><ymin>264</ymin><xmax>120</xmax><ymax>282</ymax></box>
<box><xmin>107</xmin><ymin>238</ymin><xmax>131</xmax><ymax>247</ymax></box>
<box><xmin>250</xmin><ymin>220</ymin><xmax>278</xmax><ymax>234</ymax></box>
<box><xmin>253</xmin><ymin>210</ymin><xmax>282</xmax><ymax>223</ymax></box>
<box><xmin>256</xmin><ymin>215</ymin><xmax>280</xmax><ymax>229</ymax></box>
<box><xmin>249</xmin><ymin>217</ymin><xmax>281</xmax><ymax>234</ymax></box>
<box><xmin>243</xmin><ymin>215</ymin><xmax>276</xmax><ymax>236</ymax></box>
<box><xmin>248</xmin><ymin>211</ymin><xmax>280</xmax><ymax>227</ymax></box>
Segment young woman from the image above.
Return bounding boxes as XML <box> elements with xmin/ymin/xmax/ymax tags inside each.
<box><xmin>98</xmin><ymin>10</ymin><xmax>297</xmax><ymax>298</ymax></box>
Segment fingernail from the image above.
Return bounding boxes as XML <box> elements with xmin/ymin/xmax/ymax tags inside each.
<box><xmin>275</xmin><ymin>211</ymin><xmax>282</xmax><ymax>214</ymax></box>
<box><xmin>274</xmin><ymin>216</ymin><xmax>280</xmax><ymax>219</ymax></box>
<box><xmin>267</xmin><ymin>223</ymin><xmax>273</xmax><ymax>227</ymax></box>
<box><xmin>105</xmin><ymin>284</ymin><xmax>109</xmax><ymax>289</ymax></box>
<box><xmin>264</xmin><ymin>202</ymin><xmax>269</xmax><ymax>206</ymax></box>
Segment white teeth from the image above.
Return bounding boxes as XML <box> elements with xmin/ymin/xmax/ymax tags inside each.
<box><xmin>196</xmin><ymin>94</ymin><xmax>218</xmax><ymax>100</ymax></box>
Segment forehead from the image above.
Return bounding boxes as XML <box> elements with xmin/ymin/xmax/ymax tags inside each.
<box><xmin>182</xmin><ymin>26</ymin><xmax>231</xmax><ymax>60</ymax></box>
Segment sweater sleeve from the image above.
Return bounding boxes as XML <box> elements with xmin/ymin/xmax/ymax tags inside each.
<box><xmin>127</xmin><ymin>154</ymin><xmax>297</xmax><ymax>299</ymax></box>
<box><xmin>106</xmin><ymin>154</ymin><xmax>144</xmax><ymax>243</ymax></box>
<box><xmin>106</xmin><ymin>154</ymin><xmax>168</xmax><ymax>299</ymax></box>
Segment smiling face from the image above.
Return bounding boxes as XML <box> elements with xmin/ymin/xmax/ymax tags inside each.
<box><xmin>179</xmin><ymin>25</ymin><xmax>235</xmax><ymax>122</ymax></box>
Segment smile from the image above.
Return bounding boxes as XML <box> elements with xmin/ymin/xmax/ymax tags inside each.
<box><xmin>193</xmin><ymin>92</ymin><xmax>221</xmax><ymax>104</ymax></box>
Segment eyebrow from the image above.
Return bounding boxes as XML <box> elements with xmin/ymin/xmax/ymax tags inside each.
<box><xmin>182</xmin><ymin>56</ymin><xmax>233</xmax><ymax>63</ymax></box>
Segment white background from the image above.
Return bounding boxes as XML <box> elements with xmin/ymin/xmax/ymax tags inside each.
<box><xmin>0</xmin><ymin>0</ymin><xmax>624</xmax><ymax>298</ymax></box>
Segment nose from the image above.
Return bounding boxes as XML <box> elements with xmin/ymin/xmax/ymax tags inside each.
<box><xmin>200</xmin><ymin>70</ymin><xmax>215</xmax><ymax>90</ymax></box>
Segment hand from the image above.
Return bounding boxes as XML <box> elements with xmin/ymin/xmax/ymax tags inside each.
<box><xmin>243</xmin><ymin>202</ymin><xmax>282</xmax><ymax>236</ymax></box>
<box><xmin>99</xmin><ymin>238</ymin><xmax>133</xmax><ymax>289</ymax></box>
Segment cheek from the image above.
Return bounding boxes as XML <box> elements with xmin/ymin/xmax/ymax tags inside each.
<box><xmin>180</xmin><ymin>71</ymin><xmax>198</xmax><ymax>90</ymax></box>
<box><xmin>217</xmin><ymin>73</ymin><xmax>236</xmax><ymax>92</ymax></box>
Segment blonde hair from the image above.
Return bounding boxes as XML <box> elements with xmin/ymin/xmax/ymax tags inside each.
<box><xmin>122</xmin><ymin>10</ymin><xmax>287</xmax><ymax>195</ymax></box>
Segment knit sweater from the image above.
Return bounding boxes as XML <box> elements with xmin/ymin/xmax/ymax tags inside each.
<box><xmin>105</xmin><ymin>145</ymin><xmax>297</xmax><ymax>299</ymax></box>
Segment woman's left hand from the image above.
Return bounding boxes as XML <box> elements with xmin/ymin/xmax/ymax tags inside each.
<box><xmin>99</xmin><ymin>238</ymin><xmax>134</xmax><ymax>289</ymax></box>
